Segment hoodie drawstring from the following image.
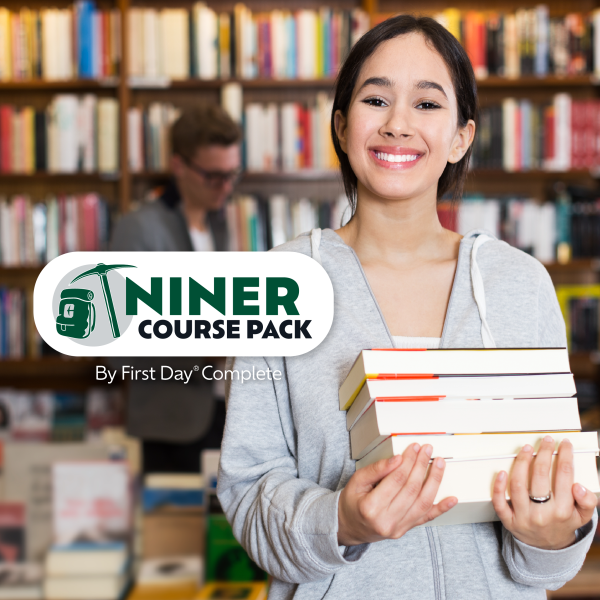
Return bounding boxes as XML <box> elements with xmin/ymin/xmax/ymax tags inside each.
<box><xmin>312</xmin><ymin>227</ymin><xmax>496</xmax><ymax>349</ymax></box>
<box><xmin>470</xmin><ymin>234</ymin><xmax>497</xmax><ymax>348</ymax></box>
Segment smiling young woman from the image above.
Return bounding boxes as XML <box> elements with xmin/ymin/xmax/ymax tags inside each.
<box><xmin>217</xmin><ymin>15</ymin><xmax>598</xmax><ymax>600</ymax></box>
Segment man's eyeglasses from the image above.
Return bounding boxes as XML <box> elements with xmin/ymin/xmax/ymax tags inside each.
<box><xmin>183</xmin><ymin>159</ymin><xmax>243</xmax><ymax>188</ymax></box>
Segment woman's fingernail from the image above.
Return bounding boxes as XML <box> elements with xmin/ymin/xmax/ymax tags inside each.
<box><xmin>448</xmin><ymin>498</ymin><xmax>458</xmax><ymax>508</ymax></box>
<box><xmin>424</xmin><ymin>445</ymin><xmax>433</xmax><ymax>458</ymax></box>
<box><xmin>544</xmin><ymin>435</ymin><xmax>554</xmax><ymax>443</ymax></box>
<box><xmin>523</xmin><ymin>445</ymin><xmax>533</xmax><ymax>453</ymax></box>
<box><xmin>497</xmin><ymin>471</ymin><xmax>506</xmax><ymax>481</ymax></box>
<box><xmin>387</xmin><ymin>455</ymin><xmax>400</xmax><ymax>466</ymax></box>
<box><xmin>577</xmin><ymin>484</ymin><xmax>587</xmax><ymax>496</ymax></box>
<box><xmin>435</xmin><ymin>457</ymin><xmax>445</xmax><ymax>468</ymax></box>
<box><xmin>413</xmin><ymin>443</ymin><xmax>421</xmax><ymax>453</ymax></box>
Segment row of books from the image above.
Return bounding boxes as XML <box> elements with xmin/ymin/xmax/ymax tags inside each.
<box><xmin>128</xmin><ymin>4</ymin><xmax>369</xmax><ymax>81</ymax></box>
<box><xmin>244</xmin><ymin>95</ymin><xmax>336</xmax><ymax>172</ymax></box>
<box><xmin>0</xmin><ymin>96</ymin><xmax>119</xmax><ymax>174</ymax></box>
<box><xmin>441</xmin><ymin>194</ymin><xmax>600</xmax><ymax>263</ymax></box>
<box><xmin>340</xmin><ymin>348</ymin><xmax>600</xmax><ymax>526</ymax></box>
<box><xmin>471</xmin><ymin>94</ymin><xmax>600</xmax><ymax>173</ymax></box>
<box><xmin>0</xmin><ymin>387</ymin><xmax>124</xmax><ymax>443</ymax></box>
<box><xmin>431</xmin><ymin>7</ymin><xmax>600</xmax><ymax>79</ymax></box>
<box><xmin>129</xmin><ymin>94</ymin><xmax>337</xmax><ymax>173</ymax></box>
<box><xmin>225</xmin><ymin>193</ymin><xmax>350</xmax><ymax>251</ymax></box>
<box><xmin>0</xmin><ymin>194</ymin><xmax>110</xmax><ymax>267</ymax></box>
<box><xmin>0</xmin><ymin>3</ymin><xmax>121</xmax><ymax>81</ymax></box>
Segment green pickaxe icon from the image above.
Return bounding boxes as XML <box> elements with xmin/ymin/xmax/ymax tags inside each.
<box><xmin>71</xmin><ymin>263</ymin><xmax>136</xmax><ymax>338</ymax></box>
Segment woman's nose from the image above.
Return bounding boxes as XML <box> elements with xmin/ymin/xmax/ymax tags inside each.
<box><xmin>380</xmin><ymin>105</ymin><xmax>415</xmax><ymax>138</ymax></box>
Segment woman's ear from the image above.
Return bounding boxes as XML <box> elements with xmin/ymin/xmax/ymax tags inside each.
<box><xmin>334</xmin><ymin>110</ymin><xmax>348</xmax><ymax>154</ymax></box>
<box><xmin>448</xmin><ymin>119</ymin><xmax>476</xmax><ymax>164</ymax></box>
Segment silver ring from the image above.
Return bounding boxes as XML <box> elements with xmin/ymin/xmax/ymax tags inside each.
<box><xmin>529</xmin><ymin>492</ymin><xmax>552</xmax><ymax>503</ymax></box>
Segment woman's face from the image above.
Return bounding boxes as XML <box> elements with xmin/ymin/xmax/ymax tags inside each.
<box><xmin>335</xmin><ymin>33</ymin><xmax>475</xmax><ymax>204</ymax></box>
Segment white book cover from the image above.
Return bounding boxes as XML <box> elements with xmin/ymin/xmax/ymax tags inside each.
<box><xmin>65</xmin><ymin>196</ymin><xmax>77</xmax><ymax>253</ymax></box>
<box><xmin>221</xmin><ymin>82</ymin><xmax>243</xmax><ymax>124</ymax></box>
<box><xmin>41</xmin><ymin>9</ymin><xmax>59</xmax><ymax>80</ymax></box>
<box><xmin>296</xmin><ymin>10</ymin><xmax>316</xmax><ymax>79</ymax></box>
<box><xmin>350</xmin><ymin>397</ymin><xmax>581</xmax><ymax>460</ymax></box>
<box><xmin>270</xmin><ymin>10</ymin><xmax>285</xmax><ymax>79</ymax></box>
<box><xmin>357</xmin><ymin>431</ymin><xmax>599</xmax><ymax>470</ymax></box>
<box><xmin>78</xmin><ymin>95</ymin><xmax>96</xmax><ymax>173</ymax></box>
<box><xmin>57</xmin><ymin>9</ymin><xmax>73</xmax><ymax>79</ymax></box>
<box><xmin>128</xmin><ymin>8</ymin><xmax>143</xmax><ymax>76</ymax></box>
<box><xmin>197</xmin><ymin>4</ymin><xmax>217</xmax><ymax>80</ymax></box>
<box><xmin>98</xmin><ymin>98</ymin><xmax>119</xmax><ymax>173</ymax></box>
<box><xmin>54</xmin><ymin>95</ymin><xmax>79</xmax><ymax>173</ymax></box>
<box><xmin>127</xmin><ymin>107</ymin><xmax>142</xmax><ymax>172</ymax></box>
<box><xmin>280</xmin><ymin>103</ymin><xmax>298</xmax><ymax>171</ymax></box>
<box><xmin>143</xmin><ymin>9</ymin><xmax>160</xmax><ymax>77</ymax></box>
<box><xmin>264</xmin><ymin>103</ymin><xmax>278</xmax><ymax>171</ymax></box>
<box><xmin>347</xmin><ymin>373</ymin><xmax>577</xmax><ymax>431</ymax></box>
<box><xmin>244</xmin><ymin>103</ymin><xmax>264</xmax><ymax>172</ymax></box>
<box><xmin>422</xmin><ymin>452</ymin><xmax>600</xmax><ymax>527</ymax></box>
<box><xmin>160</xmin><ymin>9</ymin><xmax>189</xmax><ymax>80</ymax></box>
<box><xmin>330</xmin><ymin>194</ymin><xmax>351</xmax><ymax>229</ymax></box>
<box><xmin>553</xmin><ymin>93</ymin><xmax>571</xmax><ymax>172</ymax></box>
<box><xmin>53</xmin><ymin>461</ymin><xmax>130</xmax><ymax>546</ymax></box>
<box><xmin>502</xmin><ymin>98</ymin><xmax>516</xmax><ymax>172</ymax></box>
<box><xmin>269</xmin><ymin>195</ymin><xmax>289</xmax><ymax>248</ymax></box>
<box><xmin>533</xmin><ymin>203</ymin><xmax>556</xmax><ymax>263</ymax></box>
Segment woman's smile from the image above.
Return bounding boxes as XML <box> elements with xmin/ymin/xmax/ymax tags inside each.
<box><xmin>369</xmin><ymin>147</ymin><xmax>424</xmax><ymax>170</ymax></box>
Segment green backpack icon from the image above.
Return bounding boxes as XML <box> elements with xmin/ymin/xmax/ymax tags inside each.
<box><xmin>56</xmin><ymin>289</ymin><xmax>96</xmax><ymax>339</ymax></box>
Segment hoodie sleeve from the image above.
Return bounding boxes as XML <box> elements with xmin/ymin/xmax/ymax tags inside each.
<box><xmin>217</xmin><ymin>356</ymin><xmax>369</xmax><ymax>584</ymax></box>
<box><xmin>501</xmin><ymin>265</ymin><xmax>597</xmax><ymax>588</ymax></box>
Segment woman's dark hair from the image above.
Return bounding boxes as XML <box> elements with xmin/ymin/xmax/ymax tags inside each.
<box><xmin>331</xmin><ymin>14</ymin><xmax>478</xmax><ymax>211</ymax></box>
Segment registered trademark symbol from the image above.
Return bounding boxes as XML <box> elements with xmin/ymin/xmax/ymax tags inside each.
<box><xmin>194</xmin><ymin>365</ymin><xmax>199</xmax><ymax>371</ymax></box>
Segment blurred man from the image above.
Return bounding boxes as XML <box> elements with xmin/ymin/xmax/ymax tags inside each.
<box><xmin>110</xmin><ymin>104</ymin><xmax>242</xmax><ymax>473</ymax></box>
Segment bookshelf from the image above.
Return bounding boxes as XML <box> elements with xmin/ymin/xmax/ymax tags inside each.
<box><xmin>3</xmin><ymin>0</ymin><xmax>600</xmax><ymax>372</ymax></box>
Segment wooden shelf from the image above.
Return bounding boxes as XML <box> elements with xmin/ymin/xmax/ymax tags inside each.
<box><xmin>545</xmin><ymin>260</ymin><xmax>600</xmax><ymax>273</ymax></box>
<box><xmin>2</xmin><ymin>76</ymin><xmax>597</xmax><ymax>91</ymax></box>
<box><xmin>475</xmin><ymin>74</ymin><xmax>600</xmax><ymax>88</ymax></box>
<box><xmin>0</xmin><ymin>172</ymin><xmax>120</xmax><ymax>181</ymax></box>
<box><xmin>0</xmin><ymin>78</ymin><xmax>119</xmax><ymax>90</ymax></box>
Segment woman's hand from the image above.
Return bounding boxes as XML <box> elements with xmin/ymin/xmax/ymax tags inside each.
<box><xmin>338</xmin><ymin>443</ymin><xmax>458</xmax><ymax>546</ymax></box>
<box><xmin>492</xmin><ymin>437</ymin><xmax>598</xmax><ymax>550</ymax></box>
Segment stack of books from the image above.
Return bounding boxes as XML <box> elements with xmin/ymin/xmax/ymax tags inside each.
<box><xmin>43</xmin><ymin>461</ymin><xmax>132</xmax><ymax>599</ymax></box>
<box><xmin>341</xmin><ymin>348</ymin><xmax>600</xmax><ymax>527</ymax></box>
<box><xmin>44</xmin><ymin>543</ymin><xmax>129</xmax><ymax>600</ymax></box>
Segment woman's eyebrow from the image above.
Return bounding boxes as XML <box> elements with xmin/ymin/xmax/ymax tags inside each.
<box><xmin>357</xmin><ymin>77</ymin><xmax>448</xmax><ymax>100</ymax></box>
<box><xmin>357</xmin><ymin>76</ymin><xmax>394</xmax><ymax>92</ymax></box>
<box><xmin>415</xmin><ymin>80</ymin><xmax>448</xmax><ymax>99</ymax></box>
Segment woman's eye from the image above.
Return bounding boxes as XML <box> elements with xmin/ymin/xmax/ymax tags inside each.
<box><xmin>417</xmin><ymin>101</ymin><xmax>441</xmax><ymax>110</ymax></box>
<box><xmin>362</xmin><ymin>97</ymin><xmax>387</xmax><ymax>108</ymax></box>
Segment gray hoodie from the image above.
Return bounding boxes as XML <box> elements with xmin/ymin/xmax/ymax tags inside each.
<box><xmin>217</xmin><ymin>228</ymin><xmax>597</xmax><ymax>600</ymax></box>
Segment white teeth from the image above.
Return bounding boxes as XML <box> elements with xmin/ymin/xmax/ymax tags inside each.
<box><xmin>375</xmin><ymin>152</ymin><xmax>419</xmax><ymax>163</ymax></box>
